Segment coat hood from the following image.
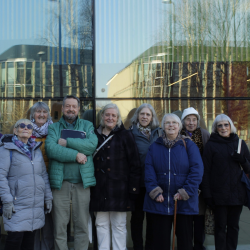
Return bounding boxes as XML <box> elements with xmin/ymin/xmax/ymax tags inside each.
<box><xmin>209</xmin><ymin>132</ymin><xmax>239</xmax><ymax>144</ymax></box>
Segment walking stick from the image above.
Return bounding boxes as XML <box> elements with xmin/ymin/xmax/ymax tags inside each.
<box><xmin>172</xmin><ymin>199</ymin><xmax>177</xmax><ymax>250</ymax></box>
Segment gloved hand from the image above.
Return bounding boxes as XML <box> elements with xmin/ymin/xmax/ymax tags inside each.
<box><xmin>129</xmin><ymin>193</ymin><xmax>138</xmax><ymax>201</ymax></box>
<box><xmin>205</xmin><ymin>198</ymin><xmax>215</xmax><ymax>210</ymax></box>
<box><xmin>231</xmin><ymin>151</ymin><xmax>246</xmax><ymax>164</ymax></box>
<box><xmin>3</xmin><ymin>203</ymin><xmax>15</xmax><ymax>219</ymax></box>
<box><xmin>45</xmin><ymin>200</ymin><xmax>52</xmax><ymax>214</ymax></box>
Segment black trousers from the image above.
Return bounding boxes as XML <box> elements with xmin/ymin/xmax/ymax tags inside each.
<box><xmin>4</xmin><ymin>230</ymin><xmax>37</xmax><ymax>250</ymax></box>
<box><xmin>148</xmin><ymin>212</ymin><xmax>193</xmax><ymax>250</ymax></box>
<box><xmin>193</xmin><ymin>215</ymin><xmax>206</xmax><ymax>250</ymax></box>
<box><xmin>214</xmin><ymin>205</ymin><xmax>243</xmax><ymax>250</ymax></box>
<box><xmin>130</xmin><ymin>187</ymin><xmax>153</xmax><ymax>250</ymax></box>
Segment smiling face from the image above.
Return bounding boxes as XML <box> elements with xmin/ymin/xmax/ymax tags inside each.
<box><xmin>164</xmin><ymin>116</ymin><xmax>180</xmax><ymax>139</ymax></box>
<box><xmin>138</xmin><ymin>107</ymin><xmax>153</xmax><ymax>127</ymax></box>
<box><xmin>217</xmin><ymin>120</ymin><xmax>231</xmax><ymax>137</ymax></box>
<box><xmin>34</xmin><ymin>108</ymin><xmax>48</xmax><ymax>127</ymax></box>
<box><xmin>14</xmin><ymin>122</ymin><xmax>33</xmax><ymax>143</ymax></box>
<box><xmin>62</xmin><ymin>98</ymin><xmax>80</xmax><ymax>123</ymax></box>
<box><xmin>184</xmin><ymin>114</ymin><xmax>198</xmax><ymax>132</ymax></box>
<box><xmin>102</xmin><ymin>108</ymin><xmax>118</xmax><ymax>130</ymax></box>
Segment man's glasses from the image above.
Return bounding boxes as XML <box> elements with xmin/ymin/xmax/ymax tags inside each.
<box><xmin>18</xmin><ymin>123</ymin><xmax>33</xmax><ymax>130</ymax></box>
<box><xmin>217</xmin><ymin>123</ymin><xmax>229</xmax><ymax>129</ymax></box>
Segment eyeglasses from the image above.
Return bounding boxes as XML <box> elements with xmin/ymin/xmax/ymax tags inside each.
<box><xmin>217</xmin><ymin>123</ymin><xmax>229</xmax><ymax>129</ymax></box>
<box><xmin>165</xmin><ymin>121</ymin><xmax>178</xmax><ymax>126</ymax></box>
<box><xmin>18</xmin><ymin>123</ymin><xmax>33</xmax><ymax>130</ymax></box>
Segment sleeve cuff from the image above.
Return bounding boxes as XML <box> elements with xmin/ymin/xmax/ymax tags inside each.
<box><xmin>178</xmin><ymin>188</ymin><xmax>190</xmax><ymax>201</ymax></box>
<box><xmin>149</xmin><ymin>186</ymin><xmax>163</xmax><ymax>200</ymax></box>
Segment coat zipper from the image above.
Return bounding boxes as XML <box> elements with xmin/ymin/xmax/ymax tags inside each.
<box><xmin>168</xmin><ymin>148</ymin><xmax>171</xmax><ymax>214</ymax></box>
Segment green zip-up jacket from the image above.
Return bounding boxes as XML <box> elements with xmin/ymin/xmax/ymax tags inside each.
<box><xmin>45</xmin><ymin>117</ymin><xmax>98</xmax><ymax>190</ymax></box>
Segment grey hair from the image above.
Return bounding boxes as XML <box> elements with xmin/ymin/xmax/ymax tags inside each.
<box><xmin>182</xmin><ymin>114</ymin><xmax>200</xmax><ymax>128</ymax></box>
<box><xmin>212</xmin><ymin>114</ymin><xmax>237</xmax><ymax>134</ymax></box>
<box><xmin>100</xmin><ymin>103</ymin><xmax>122</xmax><ymax>127</ymax></box>
<box><xmin>63</xmin><ymin>95</ymin><xmax>80</xmax><ymax>107</ymax></box>
<box><xmin>161</xmin><ymin>113</ymin><xmax>182</xmax><ymax>132</ymax></box>
<box><xmin>30</xmin><ymin>102</ymin><xmax>51</xmax><ymax>121</ymax></box>
<box><xmin>131</xmin><ymin>103</ymin><xmax>159</xmax><ymax>130</ymax></box>
<box><xmin>14</xmin><ymin>119</ymin><xmax>33</xmax><ymax>129</ymax></box>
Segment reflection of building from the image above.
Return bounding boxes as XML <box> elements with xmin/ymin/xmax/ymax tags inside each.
<box><xmin>0</xmin><ymin>45</ymin><xmax>93</xmax><ymax>99</ymax></box>
<box><xmin>107</xmin><ymin>50</ymin><xmax>250</xmax><ymax>142</ymax></box>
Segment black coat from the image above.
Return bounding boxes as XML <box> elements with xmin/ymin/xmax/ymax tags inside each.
<box><xmin>90</xmin><ymin>124</ymin><xmax>141</xmax><ymax>212</ymax></box>
<box><xmin>130</xmin><ymin>124</ymin><xmax>162</xmax><ymax>186</ymax></box>
<box><xmin>202</xmin><ymin>133</ymin><xmax>250</xmax><ymax>206</ymax></box>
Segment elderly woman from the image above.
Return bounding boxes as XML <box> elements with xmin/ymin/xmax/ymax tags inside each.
<box><xmin>202</xmin><ymin>114</ymin><xmax>250</xmax><ymax>250</ymax></box>
<box><xmin>144</xmin><ymin>113</ymin><xmax>203</xmax><ymax>250</ymax></box>
<box><xmin>130</xmin><ymin>103</ymin><xmax>162</xmax><ymax>250</ymax></box>
<box><xmin>30</xmin><ymin>102</ymin><xmax>54</xmax><ymax>250</ymax></box>
<box><xmin>181</xmin><ymin>107</ymin><xmax>210</xmax><ymax>250</ymax></box>
<box><xmin>90</xmin><ymin>103</ymin><xmax>141</xmax><ymax>250</ymax></box>
<box><xmin>0</xmin><ymin>119</ymin><xmax>53</xmax><ymax>250</ymax></box>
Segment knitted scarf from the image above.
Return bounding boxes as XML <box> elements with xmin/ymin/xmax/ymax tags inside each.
<box><xmin>181</xmin><ymin>127</ymin><xmax>203</xmax><ymax>155</ymax></box>
<box><xmin>137</xmin><ymin>122</ymin><xmax>151</xmax><ymax>140</ymax></box>
<box><xmin>31</xmin><ymin>119</ymin><xmax>53</xmax><ymax>138</ymax></box>
<box><xmin>162</xmin><ymin>130</ymin><xmax>183</xmax><ymax>148</ymax></box>
<box><xmin>12</xmin><ymin>135</ymin><xmax>37</xmax><ymax>160</ymax></box>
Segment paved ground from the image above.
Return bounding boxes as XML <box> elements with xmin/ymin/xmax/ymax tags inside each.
<box><xmin>1</xmin><ymin>206</ymin><xmax>250</xmax><ymax>249</ymax></box>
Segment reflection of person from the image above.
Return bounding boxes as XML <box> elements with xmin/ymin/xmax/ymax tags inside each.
<box><xmin>30</xmin><ymin>102</ymin><xmax>54</xmax><ymax>250</ymax></box>
<box><xmin>202</xmin><ymin>114</ymin><xmax>250</xmax><ymax>250</ymax></box>
<box><xmin>144</xmin><ymin>113</ymin><xmax>203</xmax><ymax>250</ymax></box>
<box><xmin>45</xmin><ymin>95</ymin><xmax>98</xmax><ymax>250</ymax></box>
<box><xmin>90</xmin><ymin>103</ymin><xmax>141</xmax><ymax>250</ymax></box>
<box><xmin>130</xmin><ymin>103</ymin><xmax>162</xmax><ymax>250</ymax></box>
<box><xmin>180</xmin><ymin>107</ymin><xmax>210</xmax><ymax>250</ymax></box>
<box><xmin>0</xmin><ymin>119</ymin><xmax>53</xmax><ymax>250</ymax></box>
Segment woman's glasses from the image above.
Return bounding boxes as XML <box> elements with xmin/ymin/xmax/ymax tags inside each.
<box><xmin>18</xmin><ymin>123</ymin><xmax>33</xmax><ymax>130</ymax></box>
<box><xmin>217</xmin><ymin>123</ymin><xmax>229</xmax><ymax>129</ymax></box>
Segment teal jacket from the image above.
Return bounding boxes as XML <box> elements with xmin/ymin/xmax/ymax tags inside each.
<box><xmin>45</xmin><ymin>117</ymin><xmax>98</xmax><ymax>190</ymax></box>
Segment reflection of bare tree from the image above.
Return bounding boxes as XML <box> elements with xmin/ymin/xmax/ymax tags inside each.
<box><xmin>160</xmin><ymin>0</ymin><xmax>250</xmax><ymax>61</ymax></box>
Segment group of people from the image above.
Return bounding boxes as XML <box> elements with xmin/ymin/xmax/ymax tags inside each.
<box><xmin>0</xmin><ymin>95</ymin><xmax>249</xmax><ymax>250</ymax></box>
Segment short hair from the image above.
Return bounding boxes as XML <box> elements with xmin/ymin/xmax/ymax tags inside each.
<box><xmin>161</xmin><ymin>113</ymin><xmax>182</xmax><ymax>132</ymax></box>
<box><xmin>63</xmin><ymin>95</ymin><xmax>80</xmax><ymax>107</ymax></box>
<box><xmin>212</xmin><ymin>114</ymin><xmax>237</xmax><ymax>134</ymax></box>
<box><xmin>100</xmin><ymin>103</ymin><xmax>122</xmax><ymax>127</ymax></box>
<box><xmin>131</xmin><ymin>103</ymin><xmax>160</xmax><ymax>130</ymax></box>
<box><xmin>30</xmin><ymin>102</ymin><xmax>51</xmax><ymax>121</ymax></box>
<box><xmin>14</xmin><ymin>119</ymin><xmax>33</xmax><ymax>129</ymax></box>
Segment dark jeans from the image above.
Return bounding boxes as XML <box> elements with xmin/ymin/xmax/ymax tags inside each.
<box><xmin>193</xmin><ymin>215</ymin><xmax>206</xmax><ymax>250</ymax></box>
<box><xmin>214</xmin><ymin>205</ymin><xmax>243</xmax><ymax>250</ymax></box>
<box><xmin>130</xmin><ymin>187</ymin><xmax>153</xmax><ymax>250</ymax></box>
<box><xmin>149</xmin><ymin>213</ymin><xmax>193</xmax><ymax>250</ymax></box>
<box><xmin>5</xmin><ymin>230</ymin><xmax>37</xmax><ymax>250</ymax></box>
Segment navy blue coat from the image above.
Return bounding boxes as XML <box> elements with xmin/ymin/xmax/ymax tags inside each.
<box><xmin>143</xmin><ymin>137</ymin><xmax>203</xmax><ymax>216</ymax></box>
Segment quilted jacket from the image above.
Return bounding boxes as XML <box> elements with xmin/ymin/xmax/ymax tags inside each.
<box><xmin>45</xmin><ymin>117</ymin><xmax>98</xmax><ymax>190</ymax></box>
<box><xmin>0</xmin><ymin>134</ymin><xmax>53</xmax><ymax>232</ymax></box>
<box><xmin>202</xmin><ymin>133</ymin><xmax>250</xmax><ymax>205</ymax></box>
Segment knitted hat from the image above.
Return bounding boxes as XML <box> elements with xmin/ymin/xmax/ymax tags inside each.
<box><xmin>181</xmin><ymin>107</ymin><xmax>200</xmax><ymax>122</ymax></box>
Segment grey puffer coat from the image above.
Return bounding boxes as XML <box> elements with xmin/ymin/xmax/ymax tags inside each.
<box><xmin>0</xmin><ymin>135</ymin><xmax>53</xmax><ymax>232</ymax></box>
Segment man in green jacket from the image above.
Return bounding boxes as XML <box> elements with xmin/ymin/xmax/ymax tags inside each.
<box><xmin>45</xmin><ymin>95</ymin><xmax>98</xmax><ymax>250</ymax></box>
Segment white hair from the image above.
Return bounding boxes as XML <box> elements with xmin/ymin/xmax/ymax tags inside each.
<box><xmin>212</xmin><ymin>114</ymin><xmax>237</xmax><ymax>134</ymax></box>
<box><xmin>161</xmin><ymin>113</ymin><xmax>182</xmax><ymax>132</ymax></box>
<box><xmin>30</xmin><ymin>102</ymin><xmax>51</xmax><ymax>121</ymax></box>
<box><xmin>131</xmin><ymin>103</ymin><xmax>160</xmax><ymax>129</ymax></box>
<box><xmin>100</xmin><ymin>103</ymin><xmax>122</xmax><ymax>127</ymax></box>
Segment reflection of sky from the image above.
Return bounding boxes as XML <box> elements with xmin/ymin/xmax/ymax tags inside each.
<box><xmin>95</xmin><ymin>0</ymin><xmax>171</xmax><ymax>97</ymax></box>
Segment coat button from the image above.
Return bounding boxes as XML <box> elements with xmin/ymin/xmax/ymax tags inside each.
<box><xmin>107</xmin><ymin>146</ymin><xmax>110</xmax><ymax>148</ymax></box>
<box><xmin>133</xmin><ymin>188</ymin><xmax>136</xmax><ymax>191</ymax></box>
<box><xmin>107</xmin><ymin>168</ymin><xmax>111</xmax><ymax>171</ymax></box>
<box><xmin>107</xmin><ymin>157</ymin><xmax>110</xmax><ymax>160</ymax></box>
<box><xmin>97</xmin><ymin>157</ymin><xmax>99</xmax><ymax>160</ymax></box>
<box><xmin>96</xmin><ymin>168</ymin><xmax>99</xmax><ymax>171</ymax></box>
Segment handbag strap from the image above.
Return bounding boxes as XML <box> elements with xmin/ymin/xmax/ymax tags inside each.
<box><xmin>93</xmin><ymin>134</ymin><xmax>114</xmax><ymax>158</ymax></box>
